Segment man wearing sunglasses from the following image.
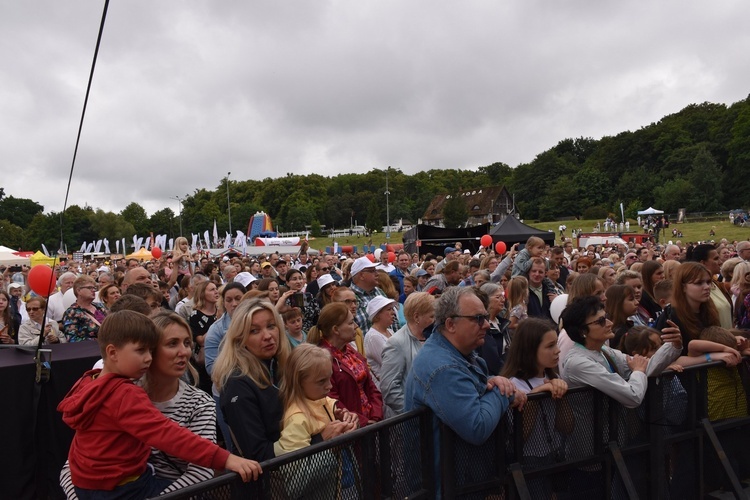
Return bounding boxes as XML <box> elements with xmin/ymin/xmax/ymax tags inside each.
<box><xmin>405</xmin><ymin>287</ymin><xmax>526</xmax><ymax>494</ymax></box>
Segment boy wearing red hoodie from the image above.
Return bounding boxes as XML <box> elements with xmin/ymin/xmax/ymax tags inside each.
<box><xmin>58</xmin><ymin>310</ymin><xmax>262</xmax><ymax>499</ymax></box>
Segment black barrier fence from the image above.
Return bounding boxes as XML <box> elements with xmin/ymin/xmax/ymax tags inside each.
<box><xmin>156</xmin><ymin>361</ymin><xmax>750</xmax><ymax>500</ymax></box>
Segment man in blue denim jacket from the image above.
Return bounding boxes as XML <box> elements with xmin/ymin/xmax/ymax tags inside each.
<box><xmin>405</xmin><ymin>287</ymin><xmax>526</xmax><ymax>494</ymax></box>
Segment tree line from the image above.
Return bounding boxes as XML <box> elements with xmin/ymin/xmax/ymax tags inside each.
<box><xmin>1</xmin><ymin>95</ymin><xmax>749</xmax><ymax>251</ymax></box>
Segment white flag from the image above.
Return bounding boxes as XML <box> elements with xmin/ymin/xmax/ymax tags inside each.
<box><xmin>213</xmin><ymin>220</ymin><xmax>219</xmax><ymax>247</ymax></box>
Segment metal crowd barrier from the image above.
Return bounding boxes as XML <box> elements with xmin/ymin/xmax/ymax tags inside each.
<box><xmin>156</xmin><ymin>361</ymin><xmax>750</xmax><ymax>500</ymax></box>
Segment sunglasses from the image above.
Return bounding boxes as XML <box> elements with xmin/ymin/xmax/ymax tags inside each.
<box><xmin>27</xmin><ymin>307</ymin><xmax>43</xmax><ymax>312</ymax></box>
<box><xmin>585</xmin><ymin>315</ymin><xmax>608</xmax><ymax>327</ymax></box>
<box><xmin>450</xmin><ymin>314</ymin><xmax>490</xmax><ymax>326</ymax></box>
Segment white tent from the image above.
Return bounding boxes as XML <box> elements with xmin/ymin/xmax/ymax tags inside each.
<box><xmin>637</xmin><ymin>207</ymin><xmax>664</xmax><ymax>215</ymax></box>
<box><xmin>0</xmin><ymin>252</ymin><xmax>30</xmax><ymax>266</ymax></box>
<box><xmin>0</xmin><ymin>245</ymin><xmax>17</xmax><ymax>253</ymax></box>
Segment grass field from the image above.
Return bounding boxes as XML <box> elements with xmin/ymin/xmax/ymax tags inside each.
<box><xmin>312</xmin><ymin>218</ymin><xmax>750</xmax><ymax>250</ymax></box>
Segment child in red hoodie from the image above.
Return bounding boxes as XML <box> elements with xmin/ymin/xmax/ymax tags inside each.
<box><xmin>58</xmin><ymin>310</ymin><xmax>262</xmax><ymax>499</ymax></box>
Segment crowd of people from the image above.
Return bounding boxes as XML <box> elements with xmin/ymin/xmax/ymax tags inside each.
<box><xmin>2</xmin><ymin>234</ymin><xmax>750</xmax><ymax>498</ymax></box>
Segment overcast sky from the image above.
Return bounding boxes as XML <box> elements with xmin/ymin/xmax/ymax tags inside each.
<box><xmin>3</xmin><ymin>1</ymin><xmax>749</xmax><ymax>217</ymax></box>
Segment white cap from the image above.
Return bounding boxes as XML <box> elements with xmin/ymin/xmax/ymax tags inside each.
<box><xmin>317</xmin><ymin>274</ymin><xmax>336</xmax><ymax>290</ymax></box>
<box><xmin>351</xmin><ymin>256</ymin><xmax>377</xmax><ymax>277</ymax></box>
<box><xmin>366</xmin><ymin>295</ymin><xmax>396</xmax><ymax>321</ymax></box>
<box><xmin>234</xmin><ymin>272</ymin><xmax>257</xmax><ymax>288</ymax></box>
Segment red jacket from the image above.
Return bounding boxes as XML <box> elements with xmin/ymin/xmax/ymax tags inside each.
<box><xmin>58</xmin><ymin>370</ymin><xmax>230</xmax><ymax>491</ymax></box>
<box><xmin>320</xmin><ymin>342</ymin><xmax>383</xmax><ymax>426</ymax></box>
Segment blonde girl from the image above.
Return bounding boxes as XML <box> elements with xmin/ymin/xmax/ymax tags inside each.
<box><xmin>171</xmin><ymin>237</ymin><xmax>193</xmax><ymax>277</ymax></box>
<box><xmin>275</xmin><ymin>344</ymin><xmax>357</xmax><ymax>455</ymax></box>
<box><xmin>506</xmin><ymin>276</ymin><xmax>529</xmax><ymax>331</ymax></box>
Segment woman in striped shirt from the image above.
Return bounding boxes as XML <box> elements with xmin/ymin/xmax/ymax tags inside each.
<box><xmin>60</xmin><ymin>311</ymin><xmax>218</xmax><ymax>498</ymax></box>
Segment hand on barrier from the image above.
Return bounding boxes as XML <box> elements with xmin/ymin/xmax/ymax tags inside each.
<box><xmin>510</xmin><ymin>389</ymin><xmax>527</xmax><ymax>411</ymax></box>
<box><xmin>486</xmin><ymin>376</ymin><xmax>515</xmax><ymax>397</ymax></box>
<box><xmin>225</xmin><ymin>455</ymin><xmax>262</xmax><ymax>482</ymax></box>
<box><xmin>547</xmin><ymin>378</ymin><xmax>568</xmax><ymax>399</ymax></box>
<box><xmin>714</xmin><ymin>349</ymin><xmax>741</xmax><ymax>367</ymax></box>
<box><xmin>322</xmin><ymin>420</ymin><xmax>356</xmax><ymax>440</ymax></box>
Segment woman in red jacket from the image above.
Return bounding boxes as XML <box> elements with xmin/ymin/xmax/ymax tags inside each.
<box><xmin>308</xmin><ymin>302</ymin><xmax>383</xmax><ymax>426</ymax></box>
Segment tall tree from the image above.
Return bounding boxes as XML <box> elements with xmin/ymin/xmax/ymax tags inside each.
<box><xmin>0</xmin><ymin>195</ymin><xmax>44</xmax><ymax>228</ymax></box>
<box><xmin>687</xmin><ymin>147</ymin><xmax>723</xmax><ymax>211</ymax></box>
<box><xmin>443</xmin><ymin>193</ymin><xmax>467</xmax><ymax>228</ymax></box>
<box><xmin>120</xmin><ymin>202</ymin><xmax>149</xmax><ymax>234</ymax></box>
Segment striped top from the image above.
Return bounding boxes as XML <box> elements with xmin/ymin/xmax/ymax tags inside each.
<box><xmin>60</xmin><ymin>380</ymin><xmax>217</xmax><ymax>498</ymax></box>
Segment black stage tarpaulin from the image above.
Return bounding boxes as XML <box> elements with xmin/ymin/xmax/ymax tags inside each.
<box><xmin>402</xmin><ymin>224</ymin><xmax>490</xmax><ymax>256</ymax></box>
<box><xmin>488</xmin><ymin>216</ymin><xmax>555</xmax><ymax>247</ymax></box>
<box><xmin>1</xmin><ymin>341</ymin><xmax>101</xmax><ymax>499</ymax></box>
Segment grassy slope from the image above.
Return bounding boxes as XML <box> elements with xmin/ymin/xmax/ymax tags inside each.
<box><xmin>313</xmin><ymin>219</ymin><xmax>750</xmax><ymax>250</ymax></box>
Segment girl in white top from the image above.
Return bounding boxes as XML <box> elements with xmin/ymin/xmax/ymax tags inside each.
<box><xmin>363</xmin><ymin>296</ymin><xmax>397</xmax><ymax>389</ymax></box>
<box><xmin>501</xmin><ymin>318</ymin><xmax>571</xmax><ymax>498</ymax></box>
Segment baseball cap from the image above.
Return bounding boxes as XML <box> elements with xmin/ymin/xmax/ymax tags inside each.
<box><xmin>234</xmin><ymin>272</ymin><xmax>257</xmax><ymax>288</ymax></box>
<box><xmin>351</xmin><ymin>256</ymin><xmax>377</xmax><ymax>277</ymax></box>
<box><xmin>317</xmin><ymin>274</ymin><xmax>336</xmax><ymax>290</ymax></box>
<box><xmin>444</xmin><ymin>247</ymin><xmax>456</xmax><ymax>256</ymax></box>
<box><xmin>366</xmin><ymin>296</ymin><xmax>397</xmax><ymax>321</ymax></box>
<box><xmin>416</xmin><ymin>269</ymin><xmax>429</xmax><ymax>277</ymax></box>
<box><xmin>261</xmin><ymin>262</ymin><xmax>272</xmax><ymax>268</ymax></box>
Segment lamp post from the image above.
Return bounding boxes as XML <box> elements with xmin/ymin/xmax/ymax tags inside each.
<box><xmin>385</xmin><ymin>166</ymin><xmax>391</xmax><ymax>241</ymax></box>
<box><xmin>170</xmin><ymin>195</ymin><xmax>185</xmax><ymax>236</ymax></box>
<box><xmin>226</xmin><ymin>172</ymin><xmax>232</xmax><ymax>236</ymax></box>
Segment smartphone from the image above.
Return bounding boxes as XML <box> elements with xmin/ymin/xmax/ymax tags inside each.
<box><xmin>293</xmin><ymin>292</ymin><xmax>305</xmax><ymax>308</ymax></box>
<box><xmin>8</xmin><ymin>265</ymin><xmax>22</xmax><ymax>273</ymax></box>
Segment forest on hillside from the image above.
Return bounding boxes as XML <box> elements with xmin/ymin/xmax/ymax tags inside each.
<box><xmin>2</xmin><ymin>95</ymin><xmax>749</xmax><ymax>251</ymax></box>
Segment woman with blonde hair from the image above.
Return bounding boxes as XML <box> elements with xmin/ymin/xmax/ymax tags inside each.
<box><xmin>62</xmin><ymin>275</ymin><xmax>108</xmax><ymax>342</ymax></box>
<box><xmin>730</xmin><ymin>261</ymin><xmax>750</xmax><ymax>329</ymax></box>
<box><xmin>213</xmin><ymin>299</ymin><xmax>292</xmax><ymax>460</ymax></box>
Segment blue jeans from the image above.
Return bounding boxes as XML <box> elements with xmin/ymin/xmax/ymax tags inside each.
<box><xmin>75</xmin><ymin>467</ymin><xmax>172</xmax><ymax>500</ymax></box>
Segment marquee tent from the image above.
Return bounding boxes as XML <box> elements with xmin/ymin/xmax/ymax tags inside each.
<box><xmin>488</xmin><ymin>216</ymin><xmax>555</xmax><ymax>247</ymax></box>
<box><xmin>637</xmin><ymin>207</ymin><xmax>664</xmax><ymax>215</ymax></box>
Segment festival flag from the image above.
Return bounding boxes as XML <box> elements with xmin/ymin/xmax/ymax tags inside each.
<box><xmin>224</xmin><ymin>232</ymin><xmax>231</xmax><ymax>249</ymax></box>
<box><xmin>191</xmin><ymin>234</ymin><xmax>198</xmax><ymax>252</ymax></box>
<box><xmin>213</xmin><ymin>219</ymin><xmax>219</xmax><ymax>247</ymax></box>
<box><xmin>168</xmin><ymin>238</ymin><xmax>174</xmax><ymax>251</ymax></box>
<box><xmin>115</xmin><ymin>240</ymin><xmax>120</xmax><ymax>254</ymax></box>
<box><xmin>103</xmin><ymin>239</ymin><xmax>111</xmax><ymax>254</ymax></box>
<box><xmin>204</xmin><ymin>230</ymin><xmax>210</xmax><ymax>249</ymax></box>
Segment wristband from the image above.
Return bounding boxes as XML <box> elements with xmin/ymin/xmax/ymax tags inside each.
<box><xmin>705</xmin><ymin>353</ymin><xmax>712</xmax><ymax>362</ymax></box>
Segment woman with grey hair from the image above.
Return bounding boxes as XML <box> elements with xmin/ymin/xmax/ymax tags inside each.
<box><xmin>477</xmin><ymin>283</ymin><xmax>512</xmax><ymax>375</ymax></box>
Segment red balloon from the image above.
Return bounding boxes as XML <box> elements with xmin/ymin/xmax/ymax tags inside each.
<box><xmin>151</xmin><ymin>247</ymin><xmax>162</xmax><ymax>259</ymax></box>
<box><xmin>387</xmin><ymin>251</ymin><xmax>396</xmax><ymax>263</ymax></box>
<box><xmin>480</xmin><ymin>234</ymin><xmax>492</xmax><ymax>248</ymax></box>
<box><xmin>28</xmin><ymin>265</ymin><xmax>56</xmax><ymax>297</ymax></box>
<box><xmin>495</xmin><ymin>241</ymin><xmax>507</xmax><ymax>255</ymax></box>
<box><xmin>366</xmin><ymin>253</ymin><xmax>375</xmax><ymax>262</ymax></box>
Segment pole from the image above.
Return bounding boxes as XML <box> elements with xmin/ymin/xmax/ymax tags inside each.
<box><xmin>385</xmin><ymin>166</ymin><xmax>391</xmax><ymax>241</ymax></box>
<box><xmin>226</xmin><ymin>172</ymin><xmax>232</xmax><ymax>236</ymax></box>
<box><xmin>170</xmin><ymin>195</ymin><xmax>184</xmax><ymax>236</ymax></box>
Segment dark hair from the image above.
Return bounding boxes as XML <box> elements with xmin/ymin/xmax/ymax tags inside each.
<box><xmin>98</xmin><ymin>310</ymin><xmax>160</xmax><ymax>357</ymax></box>
<box><xmin>605</xmin><ymin>285</ymin><xmax>635</xmax><ymax>329</ymax></box>
<box><xmin>686</xmin><ymin>243</ymin><xmax>716</xmax><ymax>263</ymax></box>
<box><xmin>500</xmin><ymin>318</ymin><xmax>558</xmax><ymax>380</ymax></box>
<box><xmin>641</xmin><ymin>260</ymin><xmax>663</xmax><ymax>297</ymax></box>
<box><xmin>124</xmin><ymin>282</ymin><xmax>161</xmax><ymax>302</ymax></box>
<box><xmin>285</xmin><ymin>268</ymin><xmax>303</xmax><ymax>282</ymax></box>
<box><xmin>618</xmin><ymin>325</ymin><xmax>659</xmax><ymax>355</ymax></box>
<box><xmin>222</xmin><ymin>281</ymin><xmax>247</xmax><ymax>298</ymax></box>
<box><xmin>561</xmin><ymin>296</ymin><xmax>604</xmax><ymax>344</ymax></box>
<box><xmin>109</xmin><ymin>295</ymin><xmax>152</xmax><ymax>316</ymax></box>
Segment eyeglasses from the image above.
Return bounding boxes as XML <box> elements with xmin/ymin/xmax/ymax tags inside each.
<box><xmin>79</xmin><ymin>286</ymin><xmax>97</xmax><ymax>291</ymax></box>
<box><xmin>450</xmin><ymin>314</ymin><xmax>490</xmax><ymax>326</ymax></box>
<box><xmin>585</xmin><ymin>315</ymin><xmax>608</xmax><ymax>327</ymax></box>
<box><xmin>27</xmin><ymin>307</ymin><xmax>43</xmax><ymax>312</ymax></box>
